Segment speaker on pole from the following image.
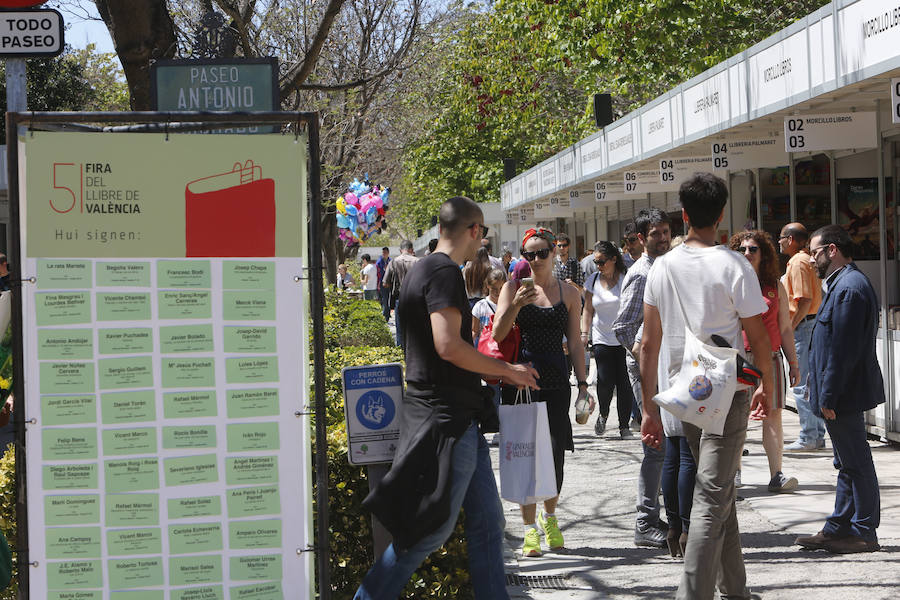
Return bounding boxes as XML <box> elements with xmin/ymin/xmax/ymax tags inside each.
<box><xmin>503</xmin><ymin>158</ymin><xmax>517</xmax><ymax>181</ymax></box>
<box><xmin>593</xmin><ymin>93</ymin><xmax>613</xmax><ymax>128</ymax></box>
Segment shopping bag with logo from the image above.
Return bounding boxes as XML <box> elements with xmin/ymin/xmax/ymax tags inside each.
<box><xmin>651</xmin><ymin>266</ymin><xmax>738</xmax><ymax>436</ymax></box>
<box><xmin>498</xmin><ymin>388</ymin><xmax>557</xmax><ymax>505</ymax></box>
<box><xmin>185</xmin><ymin>160</ymin><xmax>276</xmax><ymax>257</ymax></box>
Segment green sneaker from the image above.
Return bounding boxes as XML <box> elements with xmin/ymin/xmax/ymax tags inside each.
<box><xmin>538</xmin><ymin>511</ymin><xmax>565</xmax><ymax>550</ymax></box>
<box><xmin>522</xmin><ymin>527</ymin><xmax>542</xmax><ymax>557</ymax></box>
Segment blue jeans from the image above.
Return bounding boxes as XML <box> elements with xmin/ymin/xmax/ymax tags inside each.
<box><xmin>793</xmin><ymin>319</ymin><xmax>825</xmax><ymax>444</ymax></box>
<box><xmin>379</xmin><ymin>286</ymin><xmax>392</xmax><ymax>321</ymax></box>
<box><xmin>661</xmin><ymin>435</ymin><xmax>696</xmax><ymax>533</ymax></box>
<box><xmin>823</xmin><ymin>411</ymin><xmax>880</xmax><ymax>542</ymax></box>
<box><xmin>354</xmin><ymin>423</ymin><xmax>508</xmax><ymax>600</ymax></box>
<box><xmin>624</xmin><ymin>352</ymin><xmax>664</xmax><ymax>527</ymax></box>
<box><xmin>393</xmin><ymin>301</ymin><xmax>404</xmax><ymax>349</ymax></box>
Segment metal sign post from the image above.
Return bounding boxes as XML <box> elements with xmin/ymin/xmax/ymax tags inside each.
<box><xmin>341</xmin><ymin>363</ymin><xmax>402</xmax><ymax>557</ymax></box>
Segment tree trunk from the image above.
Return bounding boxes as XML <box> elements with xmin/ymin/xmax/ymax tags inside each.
<box><xmin>96</xmin><ymin>0</ymin><xmax>177</xmax><ymax>110</ymax></box>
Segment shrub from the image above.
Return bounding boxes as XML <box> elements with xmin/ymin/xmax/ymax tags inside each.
<box><xmin>323</xmin><ymin>289</ymin><xmax>393</xmax><ymax>349</ymax></box>
<box><xmin>315</xmin><ymin>346</ymin><xmax>473</xmax><ymax>599</ymax></box>
<box><xmin>0</xmin><ymin>445</ymin><xmax>16</xmax><ymax>600</ymax></box>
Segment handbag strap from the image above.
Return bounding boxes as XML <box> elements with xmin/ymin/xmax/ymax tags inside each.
<box><xmin>514</xmin><ymin>386</ymin><xmax>532</xmax><ymax>405</ymax></box>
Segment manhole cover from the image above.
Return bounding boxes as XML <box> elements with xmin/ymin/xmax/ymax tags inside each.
<box><xmin>506</xmin><ymin>574</ymin><xmax>571</xmax><ymax>590</ymax></box>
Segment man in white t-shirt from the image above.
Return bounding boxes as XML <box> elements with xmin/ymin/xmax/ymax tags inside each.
<box><xmin>639</xmin><ymin>173</ymin><xmax>773</xmax><ymax>600</ymax></box>
<box><xmin>360</xmin><ymin>254</ymin><xmax>379</xmax><ymax>301</ymax></box>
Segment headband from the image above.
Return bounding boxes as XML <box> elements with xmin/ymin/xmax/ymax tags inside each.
<box><xmin>521</xmin><ymin>227</ymin><xmax>556</xmax><ymax>251</ymax></box>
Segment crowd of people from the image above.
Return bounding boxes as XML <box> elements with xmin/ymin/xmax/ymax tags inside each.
<box><xmin>350</xmin><ymin>172</ymin><xmax>885</xmax><ymax>600</ymax></box>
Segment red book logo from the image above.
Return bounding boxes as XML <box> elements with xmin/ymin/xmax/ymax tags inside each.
<box><xmin>185</xmin><ymin>160</ymin><xmax>276</xmax><ymax>257</ymax></box>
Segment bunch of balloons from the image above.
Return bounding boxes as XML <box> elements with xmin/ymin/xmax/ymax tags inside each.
<box><xmin>336</xmin><ymin>176</ymin><xmax>390</xmax><ymax>249</ymax></box>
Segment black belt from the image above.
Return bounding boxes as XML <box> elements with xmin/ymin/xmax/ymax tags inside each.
<box><xmin>802</xmin><ymin>314</ymin><xmax>816</xmax><ymax>322</ymax></box>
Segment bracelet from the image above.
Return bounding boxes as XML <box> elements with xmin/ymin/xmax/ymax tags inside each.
<box><xmin>577</xmin><ymin>380</ymin><xmax>589</xmax><ymax>388</ymax></box>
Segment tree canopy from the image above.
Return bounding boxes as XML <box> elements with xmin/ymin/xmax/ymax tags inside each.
<box><xmin>396</xmin><ymin>0</ymin><xmax>830</xmax><ymax>233</ymax></box>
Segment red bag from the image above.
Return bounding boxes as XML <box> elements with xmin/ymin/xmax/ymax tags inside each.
<box><xmin>477</xmin><ymin>314</ymin><xmax>521</xmax><ymax>384</ymax></box>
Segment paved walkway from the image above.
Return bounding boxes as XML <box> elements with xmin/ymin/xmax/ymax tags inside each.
<box><xmin>497</xmin><ymin>388</ymin><xmax>900</xmax><ymax>599</ymax></box>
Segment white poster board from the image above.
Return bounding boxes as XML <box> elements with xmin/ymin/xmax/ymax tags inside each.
<box><xmin>783</xmin><ymin>112</ymin><xmax>877</xmax><ymax>152</ymax></box>
<box><xmin>20</xmin><ymin>132</ymin><xmax>312</xmax><ymax>600</ymax></box>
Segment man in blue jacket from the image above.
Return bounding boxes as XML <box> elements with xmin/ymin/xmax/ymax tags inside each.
<box><xmin>795</xmin><ymin>225</ymin><xmax>884</xmax><ymax>554</ymax></box>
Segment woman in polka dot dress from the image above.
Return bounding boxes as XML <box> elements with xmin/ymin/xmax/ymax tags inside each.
<box><xmin>492</xmin><ymin>227</ymin><xmax>588</xmax><ymax>557</ymax></box>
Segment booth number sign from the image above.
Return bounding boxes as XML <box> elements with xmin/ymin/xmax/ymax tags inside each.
<box><xmin>892</xmin><ymin>78</ymin><xmax>900</xmax><ymax>125</ymax></box>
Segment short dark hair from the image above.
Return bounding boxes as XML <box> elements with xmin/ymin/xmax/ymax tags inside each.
<box><xmin>439</xmin><ymin>196</ymin><xmax>483</xmax><ymax>236</ymax></box>
<box><xmin>556</xmin><ymin>232</ymin><xmax>570</xmax><ymax>244</ymax></box>
<box><xmin>400</xmin><ymin>240</ymin><xmax>413</xmax><ymax>251</ymax></box>
<box><xmin>360</xmin><ymin>253</ymin><xmax>371</xmax><ymax>262</ymax></box>
<box><xmin>428</xmin><ymin>238</ymin><xmax>438</xmax><ymax>253</ymax></box>
<box><xmin>811</xmin><ymin>225</ymin><xmax>853</xmax><ymax>258</ymax></box>
<box><xmin>481</xmin><ymin>238</ymin><xmax>493</xmax><ymax>253</ymax></box>
<box><xmin>381</xmin><ymin>246</ymin><xmax>389</xmax><ymax>252</ymax></box>
<box><xmin>633</xmin><ymin>208</ymin><xmax>669</xmax><ymax>237</ymax></box>
<box><xmin>623</xmin><ymin>221</ymin><xmax>637</xmax><ymax>237</ymax></box>
<box><xmin>680</xmin><ymin>172</ymin><xmax>727</xmax><ymax>229</ymax></box>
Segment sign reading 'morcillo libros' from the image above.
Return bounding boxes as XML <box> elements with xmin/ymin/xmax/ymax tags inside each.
<box><xmin>783</xmin><ymin>112</ymin><xmax>877</xmax><ymax>153</ymax></box>
<box><xmin>22</xmin><ymin>131</ymin><xmax>312</xmax><ymax>598</ymax></box>
<box><xmin>0</xmin><ymin>8</ymin><xmax>63</xmax><ymax>56</ymax></box>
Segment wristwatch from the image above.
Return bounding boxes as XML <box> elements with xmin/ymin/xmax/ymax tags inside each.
<box><xmin>577</xmin><ymin>380</ymin><xmax>589</xmax><ymax>388</ymax></box>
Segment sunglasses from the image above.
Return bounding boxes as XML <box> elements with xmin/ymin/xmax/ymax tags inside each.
<box><xmin>469</xmin><ymin>223</ymin><xmax>489</xmax><ymax>237</ymax></box>
<box><xmin>522</xmin><ymin>248</ymin><xmax>552</xmax><ymax>261</ymax></box>
<box><xmin>556</xmin><ymin>243</ymin><xmax>569</xmax><ymax>248</ymax></box>
<box><xmin>625</xmin><ymin>236</ymin><xmax>638</xmax><ymax>244</ymax></box>
<box><xmin>593</xmin><ymin>258</ymin><xmax>608</xmax><ymax>267</ymax></box>
<box><xmin>741</xmin><ymin>245</ymin><xmax>760</xmax><ymax>254</ymax></box>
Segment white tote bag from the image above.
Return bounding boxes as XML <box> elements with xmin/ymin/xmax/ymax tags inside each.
<box><xmin>652</xmin><ymin>267</ymin><xmax>739</xmax><ymax>436</ymax></box>
<box><xmin>498</xmin><ymin>388</ymin><xmax>557</xmax><ymax>505</ymax></box>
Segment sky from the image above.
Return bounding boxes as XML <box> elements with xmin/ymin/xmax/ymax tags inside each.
<box><xmin>53</xmin><ymin>0</ymin><xmax>117</xmax><ymax>54</ymax></box>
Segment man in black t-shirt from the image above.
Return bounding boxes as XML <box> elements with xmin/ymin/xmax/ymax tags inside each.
<box><xmin>356</xmin><ymin>196</ymin><xmax>538</xmax><ymax>600</ymax></box>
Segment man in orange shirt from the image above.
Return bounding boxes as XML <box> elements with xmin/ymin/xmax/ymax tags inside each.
<box><xmin>779</xmin><ymin>222</ymin><xmax>825</xmax><ymax>450</ymax></box>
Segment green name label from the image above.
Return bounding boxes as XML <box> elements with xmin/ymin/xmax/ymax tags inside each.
<box><xmin>40</xmin><ymin>361</ymin><xmax>95</xmax><ymax>393</ymax></box>
<box><xmin>226</xmin><ymin>423</ymin><xmax>279</xmax><ymax>452</ymax></box>
<box><xmin>229</xmin><ymin>554</ymin><xmax>282</xmax><ymax>582</ymax></box>
<box><xmin>107</xmin><ymin>557</ymin><xmax>163</xmax><ymax>589</ymax></box>
<box><xmin>42</xmin><ymin>395</ymin><xmax>97</xmax><ymax>426</ymax></box>
<box><xmin>102</xmin><ymin>427</ymin><xmax>157</xmax><ymax>456</ymax></box>
<box><xmin>159</xmin><ymin>324</ymin><xmax>214</xmax><ymax>353</ymax></box>
<box><xmin>46</xmin><ymin>560</ymin><xmax>102</xmax><ymax>589</ymax></box>
<box><xmin>168</xmin><ymin>522</ymin><xmax>222</xmax><ymax>555</ymax></box>
<box><xmin>169</xmin><ymin>585</ymin><xmax>223</xmax><ymax>600</ymax></box>
<box><xmin>223</xmin><ymin>326</ymin><xmax>276</xmax><ymax>353</ymax></box>
<box><xmin>226</xmin><ymin>388</ymin><xmax>279</xmax><ymax>418</ymax></box>
<box><xmin>43</xmin><ymin>464</ymin><xmax>98</xmax><ymax>490</ymax></box>
<box><xmin>163</xmin><ymin>390</ymin><xmax>217</xmax><ymax>418</ymax></box>
<box><xmin>96</xmin><ymin>292</ymin><xmax>151</xmax><ymax>321</ymax></box>
<box><xmin>164</xmin><ymin>454</ymin><xmax>219</xmax><ymax>487</ymax></box>
<box><xmin>225</xmin><ymin>357</ymin><xmax>278</xmax><ymax>384</ymax></box>
<box><xmin>106</xmin><ymin>527</ymin><xmax>162</xmax><ymax>556</ymax></box>
<box><xmin>228</xmin><ymin>581</ymin><xmax>283</xmax><ymax>600</ymax></box>
<box><xmin>45</xmin><ymin>526</ymin><xmax>102</xmax><ymax>559</ymax></box>
<box><xmin>98</xmin><ymin>356</ymin><xmax>154</xmax><ymax>390</ymax></box>
<box><xmin>162</xmin><ymin>358</ymin><xmax>215</xmax><ymax>388</ymax></box>
<box><xmin>104</xmin><ymin>458</ymin><xmax>159</xmax><ymax>493</ymax></box>
<box><xmin>168</xmin><ymin>554</ymin><xmax>222</xmax><ymax>586</ymax></box>
<box><xmin>226</xmin><ymin>455</ymin><xmax>277</xmax><ymax>485</ymax></box>
<box><xmin>223</xmin><ymin>261</ymin><xmax>275</xmax><ymax>289</ymax></box>
<box><xmin>105</xmin><ymin>493</ymin><xmax>159</xmax><ymax>527</ymax></box>
<box><xmin>158</xmin><ymin>290</ymin><xmax>212</xmax><ymax>319</ymax></box>
<box><xmin>228</xmin><ymin>519</ymin><xmax>281</xmax><ymax>550</ymax></box>
<box><xmin>163</xmin><ymin>425</ymin><xmax>216</xmax><ymax>449</ymax></box>
<box><xmin>223</xmin><ymin>291</ymin><xmax>275</xmax><ymax>320</ymax></box>
<box><xmin>37</xmin><ymin>259</ymin><xmax>92</xmax><ymax>289</ymax></box>
<box><xmin>101</xmin><ymin>390</ymin><xmax>156</xmax><ymax>424</ymax></box>
<box><xmin>167</xmin><ymin>495</ymin><xmax>221</xmax><ymax>520</ymax></box>
<box><xmin>95</xmin><ymin>261</ymin><xmax>150</xmax><ymax>287</ymax></box>
<box><xmin>158</xmin><ymin>260</ymin><xmax>211</xmax><ymax>288</ymax></box>
<box><xmin>36</xmin><ymin>292</ymin><xmax>91</xmax><ymax>325</ymax></box>
<box><xmin>43</xmin><ymin>428</ymin><xmax>98</xmax><ymax>461</ymax></box>
<box><xmin>38</xmin><ymin>329</ymin><xmax>93</xmax><ymax>359</ymax></box>
<box><xmin>44</xmin><ymin>494</ymin><xmax>100</xmax><ymax>526</ymax></box>
<box><xmin>227</xmin><ymin>485</ymin><xmax>280</xmax><ymax>518</ymax></box>
<box><xmin>98</xmin><ymin>328</ymin><xmax>153</xmax><ymax>354</ymax></box>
